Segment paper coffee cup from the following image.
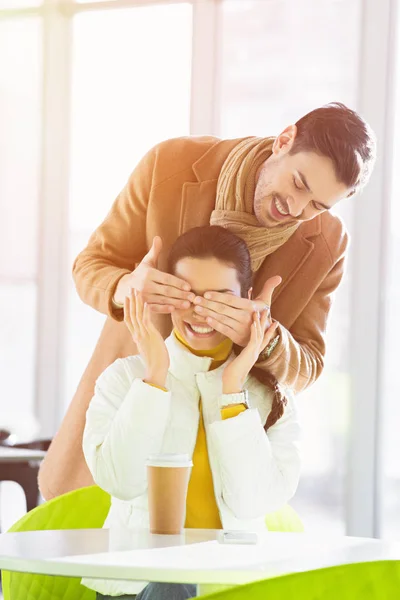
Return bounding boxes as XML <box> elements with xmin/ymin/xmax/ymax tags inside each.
<box><xmin>146</xmin><ymin>454</ymin><xmax>192</xmax><ymax>535</ymax></box>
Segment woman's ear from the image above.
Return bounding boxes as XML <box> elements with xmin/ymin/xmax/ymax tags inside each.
<box><xmin>248</xmin><ymin>287</ymin><xmax>253</xmax><ymax>300</ymax></box>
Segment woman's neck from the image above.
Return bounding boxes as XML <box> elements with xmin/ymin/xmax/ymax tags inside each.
<box><xmin>173</xmin><ymin>329</ymin><xmax>232</xmax><ymax>366</ymax></box>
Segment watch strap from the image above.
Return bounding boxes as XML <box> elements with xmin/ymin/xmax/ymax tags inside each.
<box><xmin>219</xmin><ymin>389</ymin><xmax>250</xmax><ymax>410</ymax></box>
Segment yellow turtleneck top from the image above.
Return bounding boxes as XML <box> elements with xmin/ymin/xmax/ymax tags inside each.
<box><xmin>173</xmin><ymin>330</ymin><xmax>247</xmax><ymax>529</ymax></box>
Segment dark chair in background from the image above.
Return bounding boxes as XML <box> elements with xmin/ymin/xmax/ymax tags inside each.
<box><xmin>0</xmin><ymin>429</ymin><xmax>52</xmax><ymax>514</ymax></box>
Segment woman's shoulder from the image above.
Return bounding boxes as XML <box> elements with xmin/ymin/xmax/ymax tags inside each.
<box><xmin>95</xmin><ymin>355</ymin><xmax>146</xmax><ymax>391</ymax></box>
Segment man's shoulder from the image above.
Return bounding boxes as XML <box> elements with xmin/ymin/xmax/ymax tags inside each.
<box><xmin>157</xmin><ymin>135</ymin><xmax>222</xmax><ymax>156</ymax></box>
<box><xmin>151</xmin><ymin>135</ymin><xmax>249</xmax><ymax>184</ymax></box>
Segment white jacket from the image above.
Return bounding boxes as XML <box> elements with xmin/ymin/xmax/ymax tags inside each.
<box><xmin>82</xmin><ymin>334</ymin><xmax>301</xmax><ymax>596</ymax></box>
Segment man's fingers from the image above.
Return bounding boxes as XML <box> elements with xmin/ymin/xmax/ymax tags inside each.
<box><xmin>148</xmin><ymin>304</ymin><xmax>175</xmax><ymax>314</ymax></box>
<box><xmin>144</xmin><ymin>293</ymin><xmax>191</xmax><ymax>310</ymax></box>
<box><xmin>205</xmin><ymin>316</ymin><xmax>237</xmax><ymax>340</ymax></box>
<box><xmin>153</xmin><ymin>270</ymin><xmax>192</xmax><ymax>293</ymax></box>
<box><xmin>196</xmin><ymin>291</ymin><xmax>251</xmax><ymax>310</ymax></box>
<box><xmin>256</xmin><ymin>275</ymin><xmax>282</xmax><ymax>307</ymax></box>
<box><xmin>142</xmin><ymin>236</ymin><xmax>163</xmax><ymax>268</ymax></box>
<box><xmin>197</xmin><ymin>307</ymin><xmax>239</xmax><ymax>329</ymax></box>
<box><xmin>152</xmin><ymin>281</ymin><xmax>194</xmax><ymax>302</ymax></box>
<box><xmin>194</xmin><ymin>298</ymin><xmax>249</xmax><ymax>322</ymax></box>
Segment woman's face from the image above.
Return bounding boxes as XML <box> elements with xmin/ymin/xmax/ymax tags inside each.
<box><xmin>171</xmin><ymin>256</ymin><xmax>243</xmax><ymax>351</ymax></box>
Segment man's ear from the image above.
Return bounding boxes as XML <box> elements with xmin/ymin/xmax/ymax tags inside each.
<box><xmin>272</xmin><ymin>124</ymin><xmax>297</xmax><ymax>156</ymax></box>
<box><xmin>247</xmin><ymin>287</ymin><xmax>253</xmax><ymax>300</ymax></box>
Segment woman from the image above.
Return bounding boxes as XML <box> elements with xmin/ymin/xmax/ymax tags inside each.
<box><xmin>82</xmin><ymin>226</ymin><xmax>301</xmax><ymax>600</ymax></box>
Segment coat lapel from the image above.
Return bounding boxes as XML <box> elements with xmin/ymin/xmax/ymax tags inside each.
<box><xmin>253</xmin><ymin>216</ymin><xmax>321</xmax><ymax>301</ymax></box>
<box><xmin>180</xmin><ymin>180</ymin><xmax>218</xmax><ymax>233</ymax></box>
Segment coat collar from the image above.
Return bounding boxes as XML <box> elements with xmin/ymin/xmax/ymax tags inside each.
<box><xmin>165</xmin><ymin>333</ymin><xmax>235</xmax><ymax>387</ymax></box>
<box><xmin>191</xmin><ymin>137</ymin><xmax>254</xmax><ymax>182</ymax></box>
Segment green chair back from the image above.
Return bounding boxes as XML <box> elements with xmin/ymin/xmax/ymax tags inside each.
<box><xmin>1</xmin><ymin>486</ymin><xmax>302</xmax><ymax>600</ymax></box>
<box><xmin>1</xmin><ymin>485</ymin><xmax>111</xmax><ymax>600</ymax></box>
<box><xmin>265</xmin><ymin>503</ymin><xmax>304</xmax><ymax>532</ymax></box>
<box><xmin>200</xmin><ymin>560</ymin><xmax>400</xmax><ymax>600</ymax></box>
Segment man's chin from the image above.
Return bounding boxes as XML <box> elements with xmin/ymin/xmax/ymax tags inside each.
<box><xmin>255</xmin><ymin>212</ymin><xmax>280</xmax><ymax>228</ymax></box>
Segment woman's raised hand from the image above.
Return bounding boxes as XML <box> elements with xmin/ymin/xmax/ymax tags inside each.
<box><xmin>124</xmin><ymin>289</ymin><xmax>170</xmax><ymax>389</ymax></box>
<box><xmin>222</xmin><ymin>311</ymin><xmax>278</xmax><ymax>394</ymax></box>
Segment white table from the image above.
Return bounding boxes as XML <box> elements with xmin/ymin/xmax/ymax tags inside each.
<box><xmin>1</xmin><ymin>528</ymin><xmax>400</xmax><ymax>594</ymax></box>
<box><xmin>0</xmin><ymin>447</ymin><xmax>46</xmax><ymax>463</ymax></box>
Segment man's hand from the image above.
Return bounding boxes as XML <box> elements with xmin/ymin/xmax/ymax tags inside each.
<box><xmin>114</xmin><ymin>236</ymin><xmax>195</xmax><ymax>313</ymax></box>
<box><xmin>192</xmin><ymin>275</ymin><xmax>282</xmax><ymax>346</ymax></box>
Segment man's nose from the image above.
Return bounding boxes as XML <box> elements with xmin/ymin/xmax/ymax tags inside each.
<box><xmin>287</xmin><ymin>195</ymin><xmax>309</xmax><ymax>218</ymax></box>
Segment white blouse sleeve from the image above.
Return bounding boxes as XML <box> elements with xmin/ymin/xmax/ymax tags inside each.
<box><xmin>83</xmin><ymin>358</ymin><xmax>171</xmax><ymax>501</ymax></box>
<box><xmin>209</xmin><ymin>392</ymin><xmax>301</xmax><ymax>519</ymax></box>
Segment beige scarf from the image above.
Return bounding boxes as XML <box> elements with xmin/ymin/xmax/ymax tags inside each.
<box><xmin>210</xmin><ymin>137</ymin><xmax>299</xmax><ymax>272</ymax></box>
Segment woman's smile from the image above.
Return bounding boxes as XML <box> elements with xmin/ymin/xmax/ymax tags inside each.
<box><xmin>184</xmin><ymin>321</ymin><xmax>216</xmax><ymax>339</ymax></box>
<box><xmin>171</xmin><ymin>256</ymin><xmax>242</xmax><ymax>350</ymax></box>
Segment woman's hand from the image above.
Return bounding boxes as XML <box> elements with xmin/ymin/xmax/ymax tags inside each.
<box><xmin>222</xmin><ymin>311</ymin><xmax>278</xmax><ymax>394</ymax></box>
<box><xmin>124</xmin><ymin>289</ymin><xmax>170</xmax><ymax>388</ymax></box>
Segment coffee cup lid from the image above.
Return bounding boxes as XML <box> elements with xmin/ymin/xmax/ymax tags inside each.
<box><xmin>146</xmin><ymin>453</ymin><xmax>193</xmax><ymax>468</ymax></box>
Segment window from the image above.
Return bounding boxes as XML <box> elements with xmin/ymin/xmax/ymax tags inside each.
<box><xmin>218</xmin><ymin>0</ymin><xmax>362</xmax><ymax>534</ymax></box>
<box><xmin>381</xmin><ymin>11</ymin><xmax>400</xmax><ymax>539</ymax></box>
<box><xmin>0</xmin><ymin>16</ymin><xmax>42</xmax><ymax>438</ymax></box>
<box><xmin>2</xmin><ymin>0</ymin><xmax>394</xmax><ymax>538</ymax></box>
<box><xmin>64</xmin><ymin>3</ymin><xmax>193</xmax><ymax>409</ymax></box>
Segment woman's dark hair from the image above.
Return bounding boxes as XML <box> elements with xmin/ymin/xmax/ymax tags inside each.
<box><xmin>167</xmin><ymin>225</ymin><xmax>287</xmax><ymax>430</ymax></box>
<box><xmin>291</xmin><ymin>102</ymin><xmax>376</xmax><ymax>195</ymax></box>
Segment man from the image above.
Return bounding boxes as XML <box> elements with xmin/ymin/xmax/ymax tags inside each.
<box><xmin>39</xmin><ymin>102</ymin><xmax>376</xmax><ymax>500</ymax></box>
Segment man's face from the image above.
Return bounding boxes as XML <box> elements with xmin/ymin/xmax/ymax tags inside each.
<box><xmin>254</xmin><ymin>126</ymin><xmax>351</xmax><ymax>228</ymax></box>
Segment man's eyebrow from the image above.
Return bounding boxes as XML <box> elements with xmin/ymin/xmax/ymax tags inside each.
<box><xmin>297</xmin><ymin>170</ymin><xmax>330</xmax><ymax>210</ymax></box>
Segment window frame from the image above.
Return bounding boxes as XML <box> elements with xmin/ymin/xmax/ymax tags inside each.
<box><xmin>1</xmin><ymin>0</ymin><xmax>398</xmax><ymax>539</ymax></box>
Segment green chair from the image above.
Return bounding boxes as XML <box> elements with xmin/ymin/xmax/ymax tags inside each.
<box><xmin>1</xmin><ymin>485</ymin><xmax>111</xmax><ymax>600</ymax></box>
<box><xmin>265</xmin><ymin>503</ymin><xmax>304</xmax><ymax>533</ymax></box>
<box><xmin>1</xmin><ymin>485</ymin><xmax>302</xmax><ymax>600</ymax></box>
<box><xmin>200</xmin><ymin>560</ymin><xmax>400</xmax><ymax>599</ymax></box>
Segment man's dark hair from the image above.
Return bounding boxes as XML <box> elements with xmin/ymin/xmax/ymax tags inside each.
<box><xmin>291</xmin><ymin>102</ymin><xmax>376</xmax><ymax>195</ymax></box>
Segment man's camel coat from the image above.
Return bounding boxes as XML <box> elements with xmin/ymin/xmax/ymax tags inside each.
<box><xmin>38</xmin><ymin>136</ymin><xmax>348</xmax><ymax>500</ymax></box>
